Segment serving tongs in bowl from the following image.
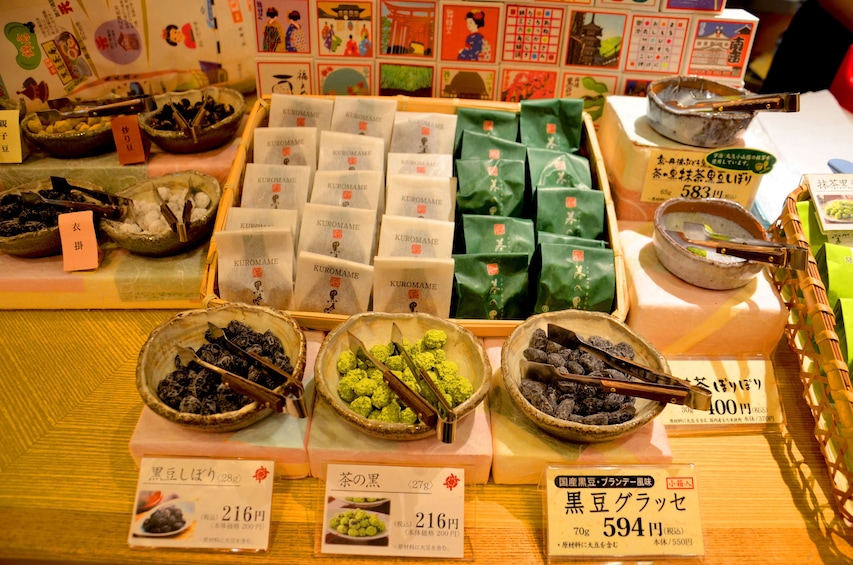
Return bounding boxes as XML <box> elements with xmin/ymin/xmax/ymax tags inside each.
<box><xmin>21</xmin><ymin>176</ymin><xmax>132</xmax><ymax>220</ymax></box>
<box><xmin>666</xmin><ymin>92</ymin><xmax>799</xmax><ymax>114</ymax></box>
<box><xmin>671</xmin><ymin>221</ymin><xmax>808</xmax><ymax>269</ymax></box>
<box><xmin>391</xmin><ymin>323</ymin><xmax>457</xmax><ymax>443</ymax></box>
<box><xmin>206</xmin><ymin>322</ymin><xmax>307</xmax><ymax>418</ymax></box>
<box><xmin>522</xmin><ymin>324</ymin><xmax>712</xmax><ymax>411</ymax></box>
<box><xmin>347</xmin><ymin>330</ymin><xmax>455</xmax><ymax>443</ymax></box>
<box><xmin>153</xmin><ymin>185</ymin><xmax>193</xmax><ymax>242</ymax></box>
<box><xmin>37</xmin><ymin>94</ymin><xmax>156</xmax><ymax>121</ymax></box>
<box><xmin>176</xmin><ymin>346</ymin><xmax>287</xmax><ymax>413</ymax></box>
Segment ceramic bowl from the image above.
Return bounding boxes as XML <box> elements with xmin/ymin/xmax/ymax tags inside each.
<box><xmin>502</xmin><ymin>310</ymin><xmax>667</xmax><ymax>443</ymax></box>
<box><xmin>653</xmin><ymin>197</ymin><xmax>767</xmax><ymax>290</ymax></box>
<box><xmin>646</xmin><ymin>76</ymin><xmax>752</xmax><ymax>148</ymax></box>
<box><xmin>136</xmin><ymin>304</ymin><xmax>307</xmax><ymax>433</ymax></box>
<box><xmin>314</xmin><ymin>312</ymin><xmax>492</xmax><ymax>441</ymax></box>
<box><xmin>138</xmin><ymin>87</ymin><xmax>245</xmax><ymax>154</ymax></box>
<box><xmin>21</xmin><ymin>112</ymin><xmax>116</xmax><ymax>158</ymax></box>
<box><xmin>100</xmin><ymin>171</ymin><xmax>221</xmax><ymax>257</ymax></box>
<box><xmin>0</xmin><ymin>177</ymin><xmax>106</xmax><ymax>258</ymax></box>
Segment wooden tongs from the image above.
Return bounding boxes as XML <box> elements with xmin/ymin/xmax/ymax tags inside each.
<box><xmin>672</xmin><ymin>222</ymin><xmax>808</xmax><ymax>270</ymax></box>
<box><xmin>206</xmin><ymin>322</ymin><xmax>307</xmax><ymax>418</ymax></box>
<box><xmin>21</xmin><ymin>176</ymin><xmax>131</xmax><ymax>220</ymax></box>
<box><xmin>153</xmin><ymin>186</ymin><xmax>192</xmax><ymax>242</ymax></box>
<box><xmin>522</xmin><ymin>324</ymin><xmax>712</xmax><ymax>411</ymax></box>
<box><xmin>347</xmin><ymin>329</ymin><xmax>456</xmax><ymax>443</ymax></box>
<box><xmin>37</xmin><ymin>94</ymin><xmax>155</xmax><ymax>121</ymax></box>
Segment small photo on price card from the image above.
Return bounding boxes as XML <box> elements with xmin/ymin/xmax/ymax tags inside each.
<box><xmin>321</xmin><ymin>463</ymin><xmax>466</xmax><ymax>558</ymax></box>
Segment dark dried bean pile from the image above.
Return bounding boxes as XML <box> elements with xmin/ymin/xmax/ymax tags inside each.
<box><xmin>157</xmin><ymin>320</ymin><xmax>293</xmax><ymax>415</ymax></box>
<box><xmin>147</xmin><ymin>97</ymin><xmax>235</xmax><ymax>132</ymax></box>
<box><xmin>520</xmin><ymin>328</ymin><xmax>638</xmax><ymax>425</ymax></box>
<box><xmin>142</xmin><ymin>505</ymin><xmax>186</xmax><ymax>534</ymax></box>
<box><xmin>0</xmin><ymin>190</ymin><xmax>85</xmax><ymax>236</ymax></box>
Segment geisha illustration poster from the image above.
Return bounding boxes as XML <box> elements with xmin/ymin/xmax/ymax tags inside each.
<box><xmin>318</xmin><ymin>62</ymin><xmax>373</xmax><ymax>95</ymax></box>
<box><xmin>438</xmin><ymin>2</ymin><xmax>502</xmax><ymax>64</ymax></box>
<box><xmin>316</xmin><ymin>1</ymin><xmax>374</xmax><ymax>58</ymax></box>
<box><xmin>498</xmin><ymin>67</ymin><xmax>558</xmax><ymax>102</ymax></box>
<box><xmin>254</xmin><ymin>0</ymin><xmax>311</xmax><ymax>54</ymax></box>
<box><xmin>563</xmin><ymin>9</ymin><xmax>627</xmax><ymax>70</ymax></box>
<box><xmin>256</xmin><ymin>60</ymin><xmax>313</xmax><ymax>95</ymax></box>
<box><xmin>379</xmin><ymin>0</ymin><xmax>437</xmax><ymax>58</ymax></box>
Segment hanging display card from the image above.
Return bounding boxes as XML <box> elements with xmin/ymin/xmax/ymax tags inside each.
<box><xmin>321</xmin><ymin>463</ymin><xmax>465</xmax><ymax>558</ymax></box>
<box><xmin>128</xmin><ymin>457</ymin><xmax>274</xmax><ymax>551</ymax></box>
<box><xmin>543</xmin><ymin>464</ymin><xmax>704</xmax><ymax>561</ymax></box>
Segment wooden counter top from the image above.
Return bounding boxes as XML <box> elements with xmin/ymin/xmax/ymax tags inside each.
<box><xmin>0</xmin><ymin>309</ymin><xmax>851</xmax><ymax>564</ymax></box>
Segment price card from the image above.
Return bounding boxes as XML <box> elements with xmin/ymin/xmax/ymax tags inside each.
<box><xmin>321</xmin><ymin>463</ymin><xmax>465</xmax><ymax>559</ymax></box>
<box><xmin>0</xmin><ymin>109</ymin><xmax>24</xmax><ymax>163</ymax></box>
<box><xmin>640</xmin><ymin>147</ymin><xmax>766</xmax><ymax>207</ymax></box>
<box><xmin>128</xmin><ymin>457</ymin><xmax>274</xmax><ymax>551</ymax></box>
<box><xmin>661</xmin><ymin>356</ymin><xmax>783</xmax><ymax>433</ymax></box>
<box><xmin>544</xmin><ymin>464</ymin><xmax>704</xmax><ymax>560</ymax></box>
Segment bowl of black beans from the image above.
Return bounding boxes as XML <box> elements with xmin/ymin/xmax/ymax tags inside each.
<box><xmin>138</xmin><ymin>87</ymin><xmax>245</xmax><ymax>154</ymax></box>
<box><xmin>0</xmin><ymin>177</ymin><xmax>107</xmax><ymax>258</ymax></box>
<box><xmin>136</xmin><ymin>303</ymin><xmax>306</xmax><ymax>432</ymax></box>
<box><xmin>501</xmin><ymin>310</ymin><xmax>667</xmax><ymax>443</ymax></box>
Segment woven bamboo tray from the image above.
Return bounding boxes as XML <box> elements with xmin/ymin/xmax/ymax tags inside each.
<box><xmin>200</xmin><ymin>95</ymin><xmax>628</xmax><ymax>337</ymax></box>
<box><xmin>770</xmin><ymin>184</ymin><xmax>853</xmax><ymax>525</ymax></box>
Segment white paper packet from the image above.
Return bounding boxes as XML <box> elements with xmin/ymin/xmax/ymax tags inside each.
<box><xmin>253</xmin><ymin>126</ymin><xmax>318</xmax><ymax>171</ymax></box>
<box><xmin>240</xmin><ymin>164</ymin><xmax>312</xmax><ymax>236</ymax></box>
<box><xmin>384</xmin><ymin>174</ymin><xmax>457</xmax><ymax>221</ymax></box>
<box><xmin>223</xmin><ymin>207</ymin><xmax>299</xmax><ymax>246</ymax></box>
<box><xmin>376</xmin><ymin>214</ymin><xmax>455</xmax><ymax>259</ymax></box>
<box><xmin>329</xmin><ymin>96</ymin><xmax>397</xmax><ymax>149</ymax></box>
<box><xmin>310</xmin><ymin>169</ymin><xmax>383</xmax><ymax>211</ymax></box>
<box><xmin>386</xmin><ymin>152</ymin><xmax>454</xmax><ymax>177</ymax></box>
<box><xmin>297</xmin><ymin>202</ymin><xmax>377</xmax><ymax>264</ymax></box>
<box><xmin>317</xmin><ymin>130</ymin><xmax>385</xmax><ymax>171</ymax></box>
<box><xmin>372</xmin><ymin>256</ymin><xmax>455</xmax><ymax>317</ymax></box>
<box><xmin>269</xmin><ymin>94</ymin><xmax>334</xmax><ymax>130</ymax></box>
<box><xmin>216</xmin><ymin>228</ymin><xmax>295</xmax><ymax>310</ymax></box>
<box><xmin>293</xmin><ymin>251</ymin><xmax>374</xmax><ymax>315</ymax></box>
<box><xmin>389</xmin><ymin>111</ymin><xmax>458</xmax><ymax>154</ymax></box>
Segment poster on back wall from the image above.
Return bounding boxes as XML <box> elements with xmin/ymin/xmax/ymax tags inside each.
<box><xmin>253</xmin><ymin>0</ymin><xmax>312</xmax><ymax>54</ymax></box>
<box><xmin>438</xmin><ymin>2</ymin><xmax>503</xmax><ymax>64</ymax></box>
<box><xmin>316</xmin><ymin>1</ymin><xmax>375</xmax><ymax>58</ymax></box>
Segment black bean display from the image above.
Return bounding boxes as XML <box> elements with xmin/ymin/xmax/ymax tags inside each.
<box><xmin>0</xmin><ymin>190</ymin><xmax>85</xmax><ymax>237</ymax></box>
<box><xmin>520</xmin><ymin>328</ymin><xmax>638</xmax><ymax>425</ymax></box>
<box><xmin>147</xmin><ymin>97</ymin><xmax>235</xmax><ymax>132</ymax></box>
<box><xmin>157</xmin><ymin>320</ymin><xmax>293</xmax><ymax>415</ymax></box>
<box><xmin>142</xmin><ymin>505</ymin><xmax>186</xmax><ymax>534</ymax></box>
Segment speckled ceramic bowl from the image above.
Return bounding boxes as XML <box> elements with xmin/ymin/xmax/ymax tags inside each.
<box><xmin>0</xmin><ymin>177</ymin><xmax>106</xmax><ymax>258</ymax></box>
<box><xmin>502</xmin><ymin>310</ymin><xmax>666</xmax><ymax>443</ymax></box>
<box><xmin>646</xmin><ymin>76</ymin><xmax>752</xmax><ymax>148</ymax></box>
<box><xmin>21</xmin><ymin>112</ymin><xmax>116</xmax><ymax>158</ymax></box>
<box><xmin>138</xmin><ymin>87</ymin><xmax>245</xmax><ymax>154</ymax></box>
<box><xmin>653</xmin><ymin>197</ymin><xmax>767</xmax><ymax>290</ymax></box>
<box><xmin>100</xmin><ymin>171</ymin><xmax>221</xmax><ymax>257</ymax></box>
<box><xmin>314</xmin><ymin>312</ymin><xmax>492</xmax><ymax>441</ymax></box>
<box><xmin>136</xmin><ymin>304</ymin><xmax>306</xmax><ymax>433</ymax></box>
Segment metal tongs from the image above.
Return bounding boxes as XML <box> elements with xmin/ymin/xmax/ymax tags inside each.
<box><xmin>21</xmin><ymin>176</ymin><xmax>131</xmax><ymax>220</ymax></box>
<box><xmin>206</xmin><ymin>322</ymin><xmax>307</xmax><ymax>418</ymax></box>
<box><xmin>176</xmin><ymin>346</ymin><xmax>287</xmax><ymax>413</ymax></box>
<box><xmin>522</xmin><ymin>324</ymin><xmax>712</xmax><ymax>411</ymax></box>
<box><xmin>667</xmin><ymin>92</ymin><xmax>800</xmax><ymax>113</ymax></box>
<box><xmin>391</xmin><ymin>323</ymin><xmax>457</xmax><ymax>443</ymax></box>
<box><xmin>347</xmin><ymin>330</ymin><xmax>455</xmax><ymax>443</ymax></box>
<box><xmin>37</xmin><ymin>94</ymin><xmax>156</xmax><ymax>121</ymax></box>
<box><xmin>153</xmin><ymin>186</ymin><xmax>192</xmax><ymax>242</ymax></box>
<box><xmin>673</xmin><ymin>221</ymin><xmax>808</xmax><ymax>270</ymax></box>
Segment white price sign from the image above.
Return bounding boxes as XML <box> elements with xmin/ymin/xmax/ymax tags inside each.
<box><xmin>544</xmin><ymin>465</ymin><xmax>704</xmax><ymax>560</ymax></box>
<box><xmin>321</xmin><ymin>463</ymin><xmax>465</xmax><ymax>558</ymax></box>
<box><xmin>128</xmin><ymin>457</ymin><xmax>274</xmax><ymax>551</ymax></box>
